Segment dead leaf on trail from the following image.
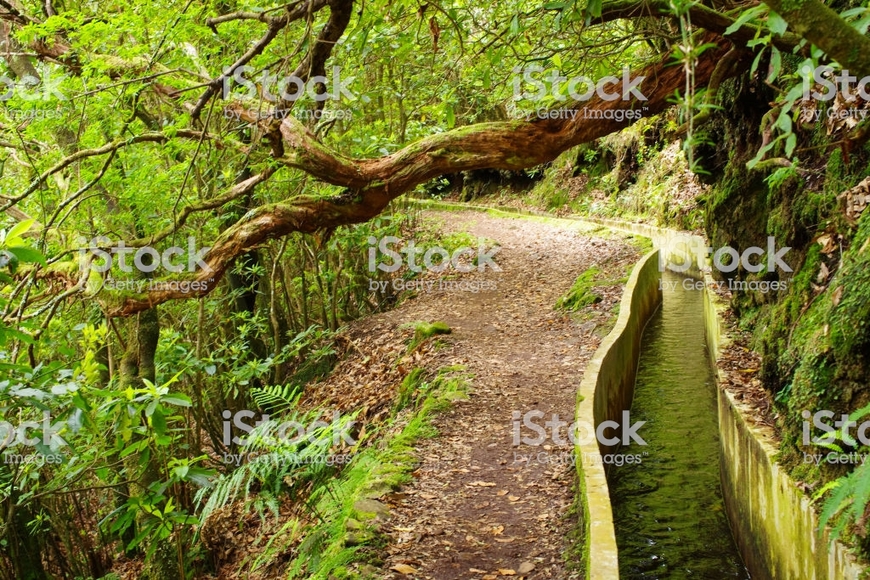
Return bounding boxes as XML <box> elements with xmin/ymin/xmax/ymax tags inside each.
<box><xmin>468</xmin><ymin>481</ymin><xmax>496</xmax><ymax>487</ymax></box>
<box><xmin>496</xmin><ymin>489</ymin><xmax>508</xmax><ymax>496</ymax></box>
<box><xmin>498</xmin><ymin>570</ymin><xmax>516</xmax><ymax>576</ymax></box>
<box><xmin>391</xmin><ymin>564</ymin><xmax>418</xmax><ymax>575</ymax></box>
<box><xmin>517</xmin><ymin>562</ymin><xmax>536</xmax><ymax>574</ymax></box>
<box><xmin>469</xmin><ymin>568</ymin><xmax>488</xmax><ymax>574</ymax></box>
<box><xmin>508</xmin><ymin>495</ymin><xmax>520</xmax><ymax>501</ymax></box>
<box><xmin>833</xmin><ymin>285</ymin><xmax>844</xmax><ymax>306</ymax></box>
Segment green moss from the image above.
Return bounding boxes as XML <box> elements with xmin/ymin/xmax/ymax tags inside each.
<box><xmin>774</xmin><ymin>215</ymin><xmax>870</xmax><ymax>491</ymax></box>
<box><xmin>555</xmin><ymin>266</ymin><xmax>603</xmax><ymax>311</ymax></box>
<box><xmin>407</xmin><ymin>321</ymin><xmax>452</xmax><ymax>351</ymax></box>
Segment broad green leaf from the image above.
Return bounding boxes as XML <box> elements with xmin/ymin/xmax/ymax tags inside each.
<box><xmin>767</xmin><ymin>46</ymin><xmax>782</xmax><ymax>83</ymax></box>
<box><xmin>6</xmin><ymin>246</ymin><xmax>46</xmax><ymax>267</ymax></box>
<box><xmin>724</xmin><ymin>5</ymin><xmax>767</xmax><ymax>36</ymax></box>
<box><xmin>162</xmin><ymin>394</ymin><xmax>191</xmax><ymax>407</ymax></box>
<box><xmin>151</xmin><ymin>407</ymin><xmax>167</xmax><ymax>436</ymax></box>
<box><xmin>767</xmin><ymin>11</ymin><xmax>788</xmax><ymax>35</ymax></box>
<box><xmin>785</xmin><ymin>133</ymin><xmax>797</xmax><ymax>157</ymax></box>
<box><xmin>6</xmin><ymin>219</ymin><xmax>34</xmax><ymax>241</ymax></box>
<box><xmin>751</xmin><ymin>49</ymin><xmax>766</xmax><ymax>76</ymax></box>
<box><xmin>586</xmin><ymin>0</ymin><xmax>602</xmax><ymax>18</ymax></box>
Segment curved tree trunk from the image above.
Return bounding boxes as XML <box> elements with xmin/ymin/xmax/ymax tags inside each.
<box><xmin>106</xmin><ymin>37</ymin><xmax>736</xmax><ymax>317</ymax></box>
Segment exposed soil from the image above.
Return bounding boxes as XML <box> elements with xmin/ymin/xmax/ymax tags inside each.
<box><xmin>189</xmin><ymin>209</ymin><xmax>643</xmax><ymax>579</ymax></box>
<box><xmin>364</xmin><ymin>210</ymin><xmax>642</xmax><ymax>579</ymax></box>
<box><xmin>714</xmin><ymin>307</ymin><xmax>777</xmax><ymax>435</ymax></box>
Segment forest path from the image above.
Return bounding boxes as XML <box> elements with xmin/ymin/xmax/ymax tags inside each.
<box><xmin>372</xmin><ymin>210</ymin><xmax>641</xmax><ymax>580</ymax></box>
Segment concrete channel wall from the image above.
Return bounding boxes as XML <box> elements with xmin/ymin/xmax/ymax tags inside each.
<box><xmin>574</xmin><ymin>249</ymin><xmax>662</xmax><ymax>580</ymax></box>
<box><xmin>407</xmin><ymin>200</ymin><xmax>866</xmax><ymax>578</ymax></box>
<box><xmin>583</xmin><ymin>216</ymin><xmax>867</xmax><ymax>580</ymax></box>
<box><xmin>705</xmin><ymin>279</ymin><xmax>867</xmax><ymax>580</ymax></box>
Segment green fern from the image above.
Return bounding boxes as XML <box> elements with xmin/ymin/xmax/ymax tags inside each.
<box><xmin>817</xmin><ymin>462</ymin><xmax>870</xmax><ymax>542</ymax></box>
<box><xmin>251</xmin><ymin>383</ymin><xmax>303</xmax><ymax>415</ymax></box>
<box><xmin>195</xmin><ymin>409</ymin><xmax>358</xmax><ymax>525</ymax></box>
<box><xmin>812</xmin><ymin>400</ymin><xmax>870</xmax><ymax>542</ymax></box>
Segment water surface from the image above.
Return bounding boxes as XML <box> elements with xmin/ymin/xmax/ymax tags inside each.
<box><xmin>609</xmin><ymin>271</ymin><xmax>750</xmax><ymax>579</ymax></box>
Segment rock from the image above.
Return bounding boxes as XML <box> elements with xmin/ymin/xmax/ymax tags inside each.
<box><xmin>353</xmin><ymin>498</ymin><xmax>391</xmax><ymax>519</ymax></box>
<box><xmin>344</xmin><ymin>531</ymin><xmax>367</xmax><ymax>546</ymax></box>
<box><xmin>345</xmin><ymin>518</ymin><xmax>363</xmax><ymax>531</ymax></box>
<box><xmin>517</xmin><ymin>561</ymin><xmax>535</xmax><ymax>574</ymax></box>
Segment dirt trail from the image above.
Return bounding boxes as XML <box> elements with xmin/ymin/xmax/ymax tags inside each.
<box><xmin>365</xmin><ymin>210</ymin><xmax>641</xmax><ymax>580</ymax></box>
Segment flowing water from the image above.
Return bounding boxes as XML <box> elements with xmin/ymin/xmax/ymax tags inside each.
<box><xmin>608</xmin><ymin>270</ymin><xmax>750</xmax><ymax>579</ymax></box>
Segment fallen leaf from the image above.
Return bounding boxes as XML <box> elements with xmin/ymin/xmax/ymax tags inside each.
<box><xmin>491</xmin><ymin>525</ymin><xmax>504</xmax><ymax>535</ymax></box>
<box><xmin>833</xmin><ymin>285</ymin><xmax>844</xmax><ymax>306</ymax></box>
<box><xmin>468</xmin><ymin>481</ymin><xmax>496</xmax><ymax>487</ymax></box>
<box><xmin>498</xmin><ymin>569</ymin><xmax>516</xmax><ymax>575</ymax></box>
<box><xmin>496</xmin><ymin>489</ymin><xmax>509</xmax><ymax>496</ymax></box>
<box><xmin>517</xmin><ymin>562</ymin><xmax>535</xmax><ymax>574</ymax></box>
<box><xmin>469</xmin><ymin>569</ymin><xmax>488</xmax><ymax>574</ymax></box>
<box><xmin>391</xmin><ymin>564</ymin><xmax>418</xmax><ymax>575</ymax></box>
<box><xmin>508</xmin><ymin>495</ymin><xmax>520</xmax><ymax>502</ymax></box>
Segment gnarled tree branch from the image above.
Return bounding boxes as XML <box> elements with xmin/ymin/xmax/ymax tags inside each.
<box><xmin>106</xmin><ymin>37</ymin><xmax>737</xmax><ymax>316</ymax></box>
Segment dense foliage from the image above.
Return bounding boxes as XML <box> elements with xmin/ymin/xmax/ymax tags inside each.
<box><xmin>3</xmin><ymin>0</ymin><xmax>870</xmax><ymax>577</ymax></box>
